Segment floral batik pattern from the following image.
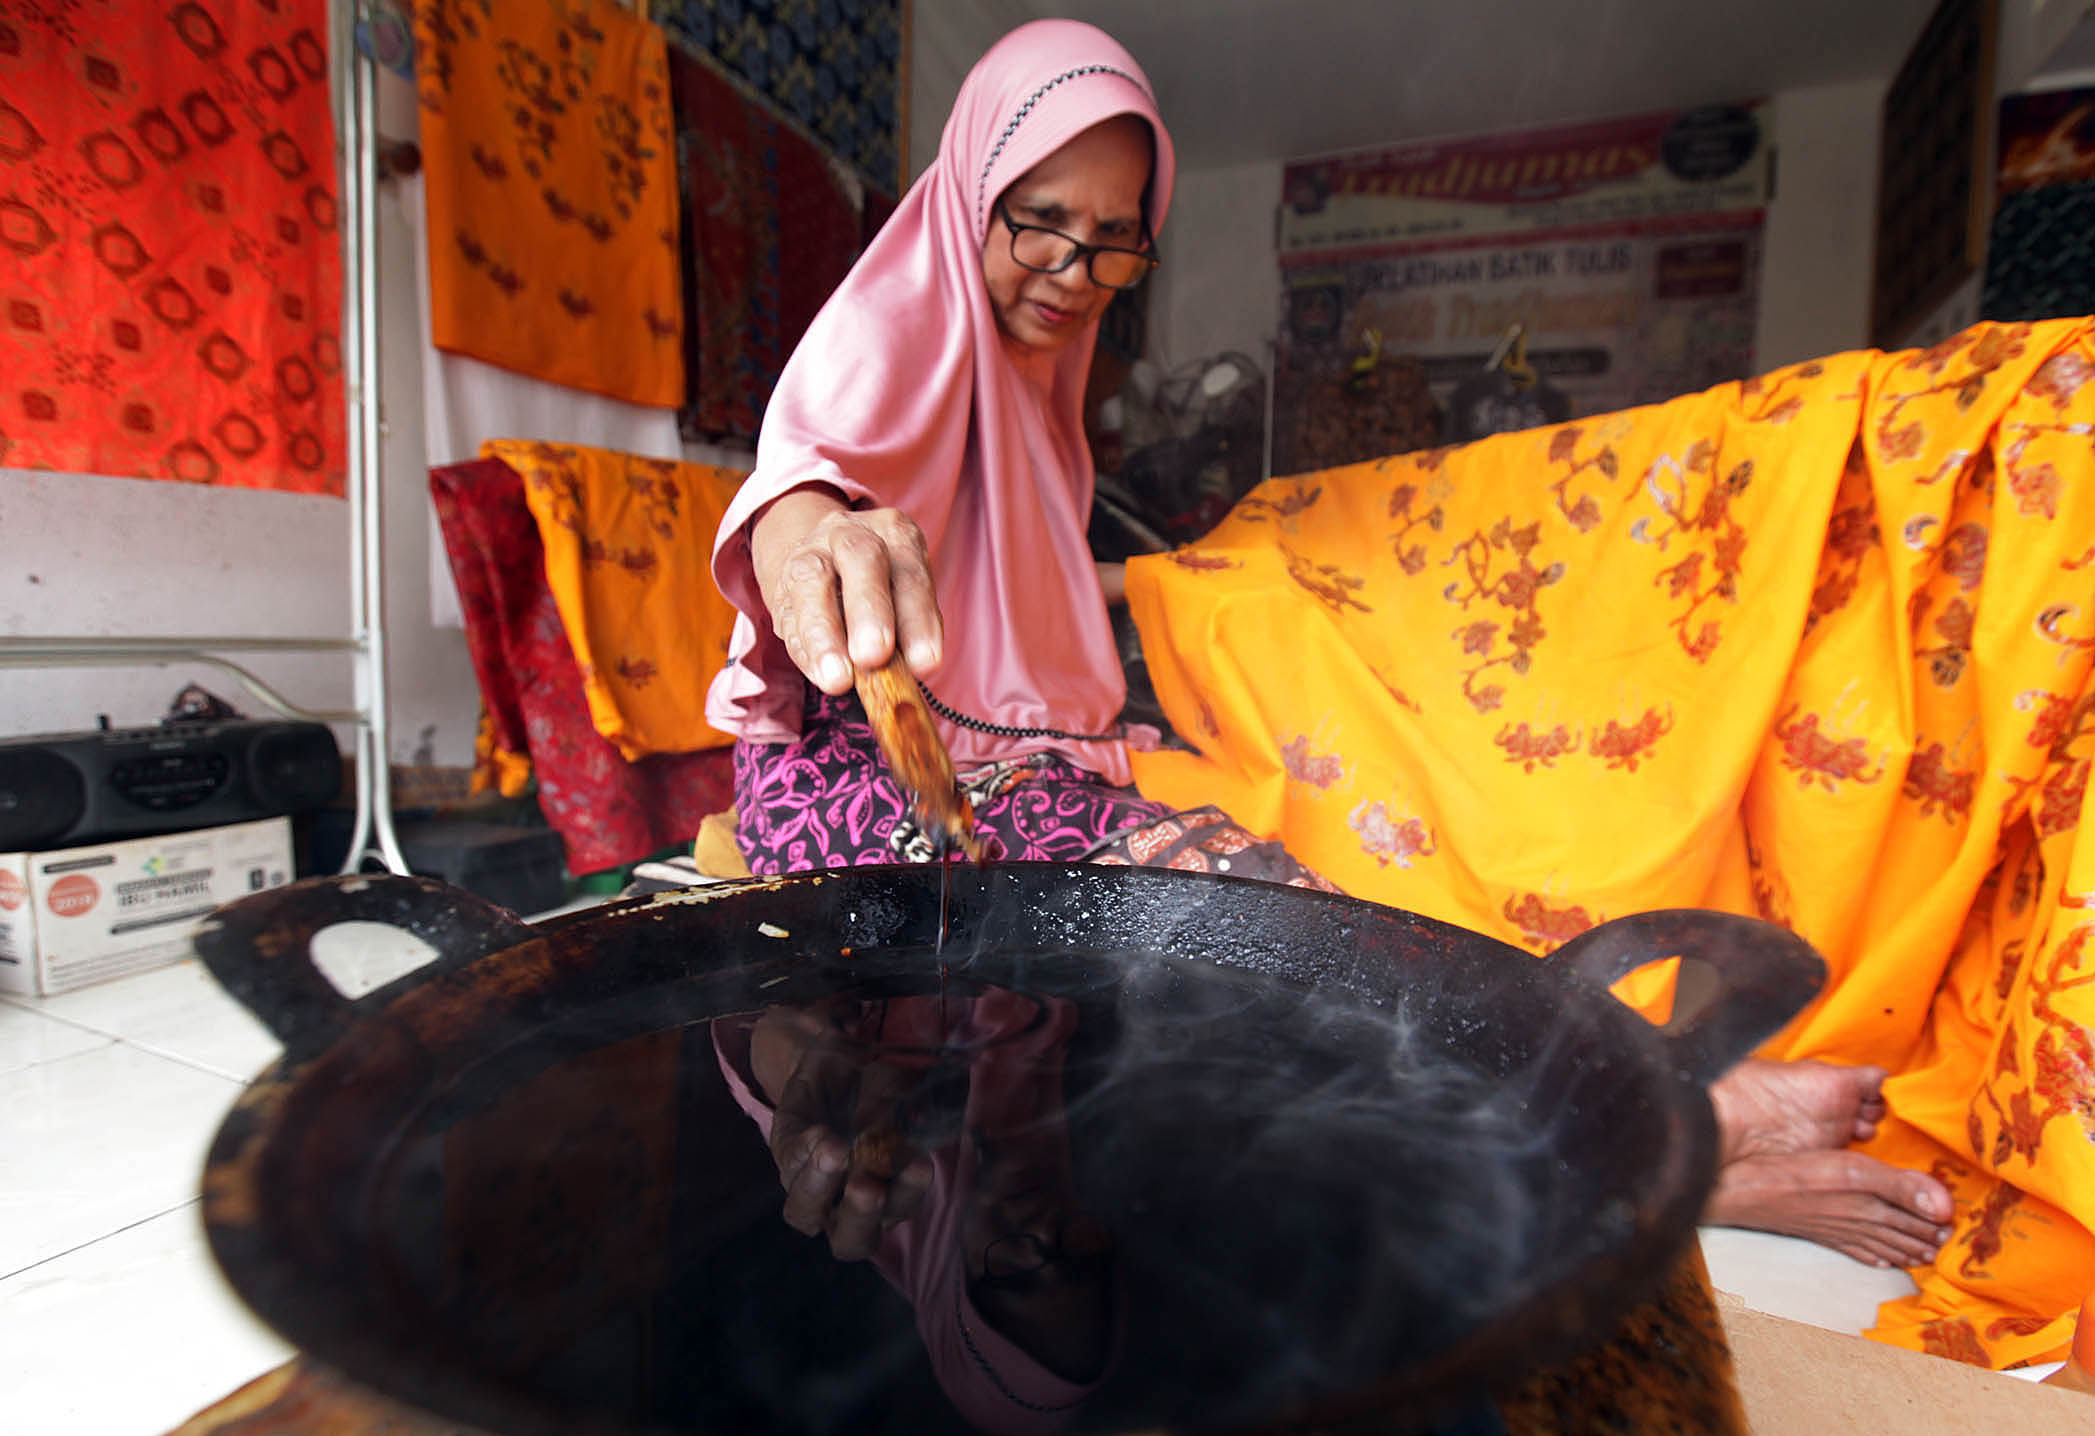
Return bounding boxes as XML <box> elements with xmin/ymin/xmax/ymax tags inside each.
<box><xmin>1126</xmin><ymin>319</ymin><xmax>2095</xmax><ymax>1372</ymax></box>
<box><xmin>734</xmin><ymin>691</ymin><xmax>1331</xmax><ymax>891</ymax></box>
<box><xmin>430</xmin><ymin>458</ymin><xmax>733</xmax><ymax>875</ymax></box>
<box><xmin>482</xmin><ymin>439</ymin><xmax>745</xmax><ymax>761</ymax></box>
<box><xmin>414</xmin><ymin>0</ymin><xmax>683</xmax><ymax>405</ymax></box>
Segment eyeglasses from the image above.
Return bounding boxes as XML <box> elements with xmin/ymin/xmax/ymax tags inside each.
<box><xmin>977</xmin><ymin>1213</ymin><xmax>1116</xmax><ymax>1291</ymax></box>
<box><xmin>995</xmin><ymin>201</ymin><xmax>1157</xmax><ymax>291</ymax></box>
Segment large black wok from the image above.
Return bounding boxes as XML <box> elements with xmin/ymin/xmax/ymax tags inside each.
<box><xmin>194</xmin><ymin>863</ymin><xmax>1821</xmax><ymax>1436</ymax></box>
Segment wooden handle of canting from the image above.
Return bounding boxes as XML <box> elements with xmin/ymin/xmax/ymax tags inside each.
<box><xmin>855</xmin><ymin>656</ymin><xmax>981</xmax><ymax>859</ymax></box>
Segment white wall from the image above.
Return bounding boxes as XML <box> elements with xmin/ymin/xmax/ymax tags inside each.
<box><xmin>0</xmin><ymin>473</ymin><xmax>355</xmax><ymax>740</ymax></box>
<box><xmin>2003</xmin><ymin>0</ymin><xmax>2095</xmax><ymax>91</ymax></box>
<box><xmin>1147</xmin><ymin>157</ymin><xmax>1285</xmax><ymax>377</ymax></box>
<box><xmin>908</xmin><ymin>0</ymin><xmax>1036</xmax><ymax>181</ymax></box>
<box><xmin>371</xmin><ymin>176</ymin><xmax>484</xmax><ymax>766</ymax></box>
<box><xmin>1754</xmin><ymin>80</ymin><xmax>1887</xmax><ymax>368</ymax></box>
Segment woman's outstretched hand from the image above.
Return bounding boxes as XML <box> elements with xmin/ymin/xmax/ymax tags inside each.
<box><xmin>751</xmin><ymin>486</ymin><xmax>944</xmax><ymax>694</ymax></box>
<box><xmin>751</xmin><ymin>1004</ymin><xmax>935</xmax><ymax>1261</ymax></box>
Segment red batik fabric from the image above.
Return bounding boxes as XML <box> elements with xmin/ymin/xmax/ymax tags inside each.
<box><xmin>0</xmin><ymin>1</ymin><xmax>345</xmax><ymax>494</ymax></box>
<box><xmin>430</xmin><ymin>458</ymin><xmax>732</xmax><ymax>875</ymax></box>
<box><xmin>671</xmin><ymin>49</ymin><xmax>879</xmax><ymax>445</ymax></box>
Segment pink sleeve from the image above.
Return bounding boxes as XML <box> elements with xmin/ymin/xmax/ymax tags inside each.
<box><xmin>710</xmin><ymin>1013</ymin><xmax>776</xmax><ymax>1141</ymax></box>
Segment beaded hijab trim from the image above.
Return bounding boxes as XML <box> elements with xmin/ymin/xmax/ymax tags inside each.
<box><xmin>947</xmin><ymin>56</ymin><xmax>1147</xmax><ymax>748</ymax></box>
<box><xmin>974</xmin><ymin>64</ymin><xmax>1145</xmax><ymax>234</ymax></box>
<box><xmin>921</xmin><ymin>680</ymin><xmax>1122</xmax><ymax>744</ymax></box>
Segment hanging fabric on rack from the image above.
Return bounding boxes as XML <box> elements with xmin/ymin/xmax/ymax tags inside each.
<box><xmin>669</xmin><ymin>48</ymin><xmax>883</xmax><ymax>445</ymax></box>
<box><xmin>402</xmin><ymin>174</ymin><xmax>691</xmax><ymax>629</ymax></box>
<box><xmin>482</xmin><ymin>439</ymin><xmax>744</xmax><ymax>760</ymax></box>
<box><xmin>430</xmin><ymin>457</ymin><xmax>733</xmax><ymax>875</ymax></box>
<box><xmin>655</xmin><ymin>0</ymin><xmax>903</xmax><ymax>195</ymax></box>
<box><xmin>0</xmin><ymin>1</ymin><xmax>344</xmax><ymax>494</ymax></box>
<box><xmin>412</xmin><ymin>0</ymin><xmax>683</xmax><ymax>407</ymax></box>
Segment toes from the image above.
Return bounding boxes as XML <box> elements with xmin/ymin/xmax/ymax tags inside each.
<box><xmin>1704</xmin><ymin>1150</ymin><xmax>1956</xmax><ymax>1268</ymax></box>
<box><xmin>1829</xmin><ymin>1151</ymin><xmax>1955</xmax><ymax>1223</ymax></box>
<box><xmin>2072</xmin><ymin>1292</ymin><xmax>2095</xmax><ymax>1371</ymax></box>
<box><xmin>1833</xmin><ymin>1218</ymin><xmax>1940</xmax><ymax>1270</ymax></box>
<box><xmin>1876</xmin><ymin>1235</ymin><xmax>1941</xmax><ymax>1269</ymax></box>
<box><xmin>1904</xmin><ymin>1172</ymin><xmax>1955</xmax><ymax>1223</ymax></box>
<box><xmin>1849</xmin><ymin>1241</ymin><xmax>1903</xmax><ymax>1269</ymax></box>
<box><xmin>1825</xmin><ymin>1226</ymin><xmax>1921</xmax><ymax>1268</ymax></box>
<box><xmin>1871</xmin><ymin>1203</ymin><xmax>1950</xmax><ymax>1245</ymax></box>
<box><xmin>1874</xmin><ymin>1218</ymin><xmax>1943</xmax><ymax>1266</ymax></box>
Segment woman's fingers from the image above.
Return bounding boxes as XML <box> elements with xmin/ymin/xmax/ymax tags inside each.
<box><xmin>832</xmin><ymin>509</ymin><xmax>941</xmax><ymax>676</ymax></box>
<box><xmin>773</xmin><ymin>546</ymin><xmax>853</xmax><ymax>692</ymax></box>
<box><xmin>775</xmin><ymin>1121</ymin><xmax>850</xmax><ymax>1236</ymax></box>
<box><xmin>761</xmin><ymin>506</ymin><xmax>941</xmax><ymax>690</ymax></box>
<box><xmin>769</xmin><ymin>1037</ymin><xmax>932</xmax><ymax>1261</ymax></box>
<box><xmin>881</xmin><ymin>517</ymin><xmax>944</xmax><ymax>672</ymax></box>
<box><xmin>885</xmin><ymin>1152</ymin><xmax>934</xmax><ymax>1228</ymax></box>
<box><xmin>826</xmin><ymin>1169</ymin><xmax>893</xmax><ymax>1261</ymax></box>
<box><xmin>774</xmin><ymin>1115</ymin><xmax>927</xmax><ymax>1260</ymax></box>
<box><xmin>823</xmin><ymin>1145</ymin><xmax>932</xmax><ymax>1260</ymax></box>
<box><xmin>825</xmin><ymin>519</ymin><xmax>902</xmax><ymax>674</ymax></box>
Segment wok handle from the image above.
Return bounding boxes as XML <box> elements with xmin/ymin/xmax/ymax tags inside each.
<box><xmin>192</xmin><ymin>874</ymin><xmax>535</xmax><ymax>1053</ymax></box>
<box><xmin>1551</xmin><ymin>909</ymin><xmax>1827</xmax><ymax>1086</ymax></box>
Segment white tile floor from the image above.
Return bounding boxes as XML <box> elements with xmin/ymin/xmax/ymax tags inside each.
<box><xmin>0</xmin><ymin>934</ymin><xmax>2031</xmax><ymax>1435</ymax></box>
<box><xmin>3</xmin><ymin>961</ymin><xmax>295</xmax><ymax>1436</ymax></box>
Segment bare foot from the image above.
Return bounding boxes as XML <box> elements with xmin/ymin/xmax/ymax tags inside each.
<box><xmin>1710</xmin><ymin>1057</ymin><xmax>1887</xmax><ymax>1163</ymax></box>
<box><xmin>2043</xmin><ymin>1293</ymin><xmax>2095</xmax><ymax>1394</ymax></box>
<box><xmin>1704</xmin><ymin>1149</ymin><xmax>1954</xmax><ymax>1268</ymax></box>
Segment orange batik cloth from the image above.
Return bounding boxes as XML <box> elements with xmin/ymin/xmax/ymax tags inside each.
<box><xmin>1128</xmin><ymin>318</ymin><xmax>2095</xmax><ymax>1370</ymax></box>
<box><xmin>414</xmin><ymin>0</ymin><xmax>682</xmax><ymax>406</ymax></box>
<box><xmin>0</xmin><ymin>0</ymin><xmax>343</xmax><ymax>492</ymax></box>
<box><xmin>485</xmin><ymin>440</ymin><xmax>742</xmax><ymax>760</ymax></box>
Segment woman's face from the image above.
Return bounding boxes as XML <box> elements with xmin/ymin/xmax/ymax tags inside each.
<box><xmin>982</xmin><ymin>115</ymin><xmax>1153</xmax><ymax>355</ymax></box>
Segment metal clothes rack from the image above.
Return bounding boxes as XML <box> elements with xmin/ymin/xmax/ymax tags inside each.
<box><xmin>0</xmin><ymin>0</ymin><xmax>405</xmax><ymax>874</ymax></box>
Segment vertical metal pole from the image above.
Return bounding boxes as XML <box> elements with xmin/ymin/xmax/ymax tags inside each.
<box><xmin>334</xmin><ymin>0</ymin><xmax>374</xmax><ymax>871</ymax></box>
<box><xmin>355</xmin><ymin>0</ymin><xmax>408</xmax><ymax>874</ymax></box>
<box><xmin>336</xmin><ymin>0</ymin><xmax>407</xmax><ymax>874</ymax></box>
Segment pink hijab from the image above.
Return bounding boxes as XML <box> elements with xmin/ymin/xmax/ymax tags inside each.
<box><xmin>706</xmin><ymin>20</ymin><xmax>1177</xmax><ymax>786</ymax></box>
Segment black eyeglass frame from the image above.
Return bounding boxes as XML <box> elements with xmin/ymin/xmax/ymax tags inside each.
<box><xmin>975</xmin><ymin>1219</ymin><xmax>1116</xmax><ymax>1291</ymax></box>
<box><xmin>993</xmin><ymin>200</ymin><xmax>1159</xmax><ymax>291</ymax></box>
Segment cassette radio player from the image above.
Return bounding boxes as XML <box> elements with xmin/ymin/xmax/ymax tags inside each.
<box><xmin>0</xmin><ymin>720</ymin><xmax>343</xmax><ymax>852</ymax></box>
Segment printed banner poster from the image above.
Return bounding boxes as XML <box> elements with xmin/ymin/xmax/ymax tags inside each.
<box><xmin>1274</xmin><ymin>105</ymin><xmax>1768</xmax><ymax>475</ymax></box>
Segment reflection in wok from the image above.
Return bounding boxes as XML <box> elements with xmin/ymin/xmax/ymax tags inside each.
<box><xmin>363</xmin><ymin>944</ymin><xmax>1621</xmax><ymax>1435</ymax></box>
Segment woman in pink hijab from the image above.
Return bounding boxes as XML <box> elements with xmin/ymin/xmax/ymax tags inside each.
<box><xmin>701</xmin><ymin>16</ymin><xmax>1960</xmax><ymax>1301</ymax></box>
<box><xmin>706</xmin><ymin>18</ymin><xmax>1333</xmax><ymax>884</ymax></box>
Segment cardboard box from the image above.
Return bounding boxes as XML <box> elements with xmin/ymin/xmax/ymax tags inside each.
<box><xmin>1716</xmin><ymin>1290</ymin><xmax>2093</xmax><ymax>1434</ymax></box>
<box><xmin>0</xmin><ymin>817</ymin><xmax>292</xmax><ymax>997</ymax></box>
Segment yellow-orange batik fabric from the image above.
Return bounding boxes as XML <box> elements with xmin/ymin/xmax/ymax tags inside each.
<box><xmin>1127</xmin><ymin>318</ymin><xmax>2095</xmax><ymax>1369</ymax></box>
<box><xmin>485</xmin><ymin>440</ymin><xmax>743</xmax><ymax>760</ymax></box>
<box><xmin>415</xmin><ymin>0</ymin><xmax>682</xmax><ymax>405</ymax></box>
